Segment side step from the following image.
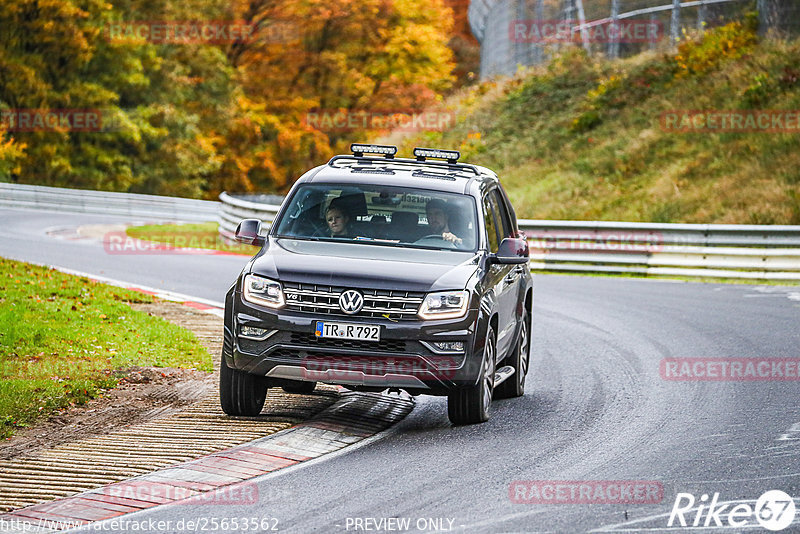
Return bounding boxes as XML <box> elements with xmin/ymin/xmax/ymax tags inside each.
<box><xmin>494</xmin><ymin>365</ymin><xmax>515</xmax><ymax>386</ymax></box>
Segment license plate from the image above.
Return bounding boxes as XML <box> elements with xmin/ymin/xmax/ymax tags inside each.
<box><xmin>314</xmin><ymin>321</ymin><xmax>380</xmax><ymax>341</ymax></box>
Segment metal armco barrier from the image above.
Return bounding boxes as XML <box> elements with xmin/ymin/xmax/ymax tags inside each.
<box><xmin>0</xmin><ymin>183</ymin><xmax>219</xmax><ymax>222</ymax></box>
<box><xmin>218</xmin><ymin>192</ymin><xmax>800</xmax><ymax>281</ymax></box>
<box><xmin>521</xmin><ymin>219</ymin><xmax>800</xmax><ymax>280</ymax></box>
<box><xmin>218</xmin><ymin>192</ymin><xmax>281</xmax><ymax>238</ymax></box>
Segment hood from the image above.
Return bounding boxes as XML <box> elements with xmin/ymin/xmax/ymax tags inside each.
<box><xmin>250</xmin><ymin>238</ymin><xmax>479</xmax><ymax>292</ymax></box>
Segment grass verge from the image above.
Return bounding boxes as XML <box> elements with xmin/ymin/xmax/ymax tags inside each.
<box><xmin>126</xmin><ymin>222</ymin><xmax>259</xmax><ymax>255</ymax></box>
<box><xmin>0</xmin><ymin>257</ymin><xmax>213</xmax><ymax>439</ymax></box>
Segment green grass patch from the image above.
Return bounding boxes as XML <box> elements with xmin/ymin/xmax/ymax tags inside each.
<box><xmin>0</xmin><ymin>257</ymin><xmax>213</xmax><ymax>439</ymax></box>
<box><xmin>126</xmin><ymin>222</ymin><xmax>259</xmax><ymax>255</ymax></box>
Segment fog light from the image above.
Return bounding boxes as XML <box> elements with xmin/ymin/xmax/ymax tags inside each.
<box><xmin>239</xmin><ymin>326</ymin><xmax>275</xmax><ymax>341</ymax></box>
<box><xmin>431</xmin><ymin>341</ymin><xmax>464</xmax><ymax>353</ymax></box>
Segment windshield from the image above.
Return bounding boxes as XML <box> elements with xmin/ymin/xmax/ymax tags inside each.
<box><xmin>273</xmin><ymin>184</ymin><xmax>478</xmax><ymax>252</ymax></box>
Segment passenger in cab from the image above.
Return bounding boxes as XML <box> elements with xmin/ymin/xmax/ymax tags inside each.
<box><xmin>426</xmin><ymin>199</ymin><xmax>462</xmax><ymax>245</ymax></box>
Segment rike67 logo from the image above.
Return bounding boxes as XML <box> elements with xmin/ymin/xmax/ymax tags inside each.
<box><xmin>669</xmin><ymin>490</ymin><xmax>796</xmax><ymax>531</ymax></box>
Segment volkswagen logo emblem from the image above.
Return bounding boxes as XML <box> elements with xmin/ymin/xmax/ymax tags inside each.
<box><xmin>338</xmin><ymin>289</ymin><xmax>364</xmax><ymax>315</ymax></box>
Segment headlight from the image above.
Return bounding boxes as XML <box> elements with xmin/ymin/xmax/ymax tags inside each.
<box><xmin>243</xmin><ymin>274</ymin><xmax>285</xmax><ymax>308</ymax></box>
<box><xmin>418</xmin><ymin>290</ymin><xmax>469</xmax><ymax>320</ymax></box>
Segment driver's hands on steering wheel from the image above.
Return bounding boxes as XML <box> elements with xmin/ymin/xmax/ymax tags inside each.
<box><xmin>442</xmin><ymin>232</ymin><xmax>462</xmax><ymax>245</ymax></box>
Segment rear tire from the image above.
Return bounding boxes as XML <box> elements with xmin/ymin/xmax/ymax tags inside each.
<box><xmin>495</xmin><ymin>308</ymin><xmax>530</xmax><ymax>399</ymax></box>
<box><xmin>447</xmin><ymin>326</ymin><xmax>496</xmax><ymax>425</ymax></box>
<box><xmin>281</xmin><ymin>380</ymin><xmax>317</xmax><ymax>394</ymax></box>
<box><xmin>219</xmin><ymin>353</ymin><xmax>269</xmax><ymax>416</ymax></box>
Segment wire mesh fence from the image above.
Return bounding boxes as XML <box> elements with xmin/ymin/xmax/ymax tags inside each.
<box><xmin>469</xmin><ymin>0</ymin><xmax>799</xmax><ymax>78</ymax></box>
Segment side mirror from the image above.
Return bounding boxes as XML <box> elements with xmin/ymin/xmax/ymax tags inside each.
<box><xmin>234</xmin><ymin>219</ymin><xmax>265</xmax><ymax>246</ymax></box>
<box><xmin>490</xmin><ymin>237</ymin><xmax>529</xmax><ymax>265</ymax></box>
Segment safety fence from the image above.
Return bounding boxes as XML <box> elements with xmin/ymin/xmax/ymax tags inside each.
<box><xmin>0</xmin><ymin>182</ymin><xmax>219</xmax><ymax>222</ymax></box>
<box><xmin>218</xmin><ymin>192</ymin><xmax>800</xmax><ymax>280</ymax></box>
<box><xmin>469</xmin><ymin>0</ymin><xmax>795</xmax><ymax>78</ymax></box>
<box><xmin>521</xmin><ymin>219</ymin><xmax>800</xmax><ymax>280</ymax></box>
<box><xmin>5</xmin><ymin>184</ymin><xmax>794</xmax><ymax>280</ymax></box>
<box><xmin>217</xmin><ymin>192</ymin><xmax>282</xmax><ymax>239</ymax></box>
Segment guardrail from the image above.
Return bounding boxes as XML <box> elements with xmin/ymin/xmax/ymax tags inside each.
<box><xmin>218</xmin><ymin>192</ymin><xmax>800</xmax><ymax>281</ymax></box>
<box><xmin>521</xmin><ymin>220</ymin><xmax>800</xmax><ymax>280</ymax></box>
<box><xmin>0</xmin><ymin>183</ymin><xmax>219</xmax><ymax>222</ymax></box>
<box><xmin>218</xmin><ymin>192</ymin><xmax>282</xmax><ymax>238</ymax></box>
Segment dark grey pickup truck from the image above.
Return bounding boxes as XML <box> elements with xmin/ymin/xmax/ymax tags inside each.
<box><xmin>221</xmin><ymin>144</ymin><xmax>533</xmax><ymax>425</ymax></box>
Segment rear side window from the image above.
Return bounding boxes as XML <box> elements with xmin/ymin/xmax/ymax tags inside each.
<box><xmin>483</xmin><ymin>195</ymin><xmax>500</xmax><ymax>253</ymax></box>
<box><xmin>489</xmin><ymin>189</ymin><xmax>513</xmax><ymax>239</ymax></box>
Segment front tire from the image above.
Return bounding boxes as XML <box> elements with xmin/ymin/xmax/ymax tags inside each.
<box><xmin>447</xmin><ymin>326</ymin><xmax>496</xmax><ymax>425</ymax></box>
<box><xmin>495</xmin><ymin>308</ymin><xmax>530</xmax><ymax>399</ymax></box>
<box><xmin>219</xmin><ymin>353</ymin><xmax>269</xmax><ymax>416</ymax></box>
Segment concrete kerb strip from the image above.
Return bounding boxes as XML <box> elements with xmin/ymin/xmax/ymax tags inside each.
<box><xmin>0</xmin><ymin>392</ymin><xmax>414</xmax><ymax>532</ymax></box>
<box><xmin>1</xmin><ymin>234</ymin><xmax>418</xmax><ymax>530</ymax></box>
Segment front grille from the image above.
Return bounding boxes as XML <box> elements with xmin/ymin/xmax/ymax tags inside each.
<box><xmin>283</xmin><ymin>282</ymin><xmax>424</xmax><ymax>321</ymax></box>
<box><xmin>238</xmin><ymin>330</ymin><xmax>414</xmax><ymax>357</ymax></box>
<box><xmin>289</xmin><ymin>332</ymin><xmax>406</xmax><ymax>352</ymax></box>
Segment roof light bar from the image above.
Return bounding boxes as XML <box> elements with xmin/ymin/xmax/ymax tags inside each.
<box><xmin>350</xmin><ymin>143</ymin><xmax>397</xmax><ymax>159</ymax></box>
<box><xmin>413</xmin><ymin>147</ymin><xmax>460</xmax><ymax>164</ymax></box>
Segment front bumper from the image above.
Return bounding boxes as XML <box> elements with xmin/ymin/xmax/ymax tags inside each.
<box><xmin>225</xmin><ymin>291</ymin><xmax>485</xmax><ymax>393</ymax></box>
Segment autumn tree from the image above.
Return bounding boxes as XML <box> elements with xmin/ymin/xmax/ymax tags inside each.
<box><xmin>212</xmin><ymin>0</ymin><xmax>456</xmax><ymax>193</ymax></box>
<box><xmin>1</xmin><ymin>0</ymin><xmax>457</xmax><ymax>197</ymax></box>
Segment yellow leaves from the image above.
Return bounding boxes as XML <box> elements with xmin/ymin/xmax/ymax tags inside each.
<box><xmin>0</xmin><ymin>123</ymin><xmax>26</xmax><ymax>171</ymax></box>
<box><xmin>201</xmin><ymin>0</ymin><xmax>457</xmax><ymax>195</ymax></box>
<box><xmin>673</xmin><ymin>21</ymin><xmax>757</xmax><ymax>78</ymax></box>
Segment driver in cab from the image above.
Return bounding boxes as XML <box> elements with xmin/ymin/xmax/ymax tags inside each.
<box><xmin>426</xmin><ymin>198</ymin><xmax>462</xmax><ymax>246</ymax></box>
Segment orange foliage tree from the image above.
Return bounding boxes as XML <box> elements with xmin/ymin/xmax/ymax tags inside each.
<box><xmin>209</xmin><ymin>0</ymin><xmax>456</xmax><ymax>194</ymax></box>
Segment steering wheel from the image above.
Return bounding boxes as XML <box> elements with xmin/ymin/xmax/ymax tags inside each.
<box><xmin>310</xmin><ymin>227</ymin><xmax>328</xmax><ymax>238</ymax></box>
<box><xmin>414</xmin><ymin>234</ymin><xmax>457</xmax><ymax>248</ymax></box>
